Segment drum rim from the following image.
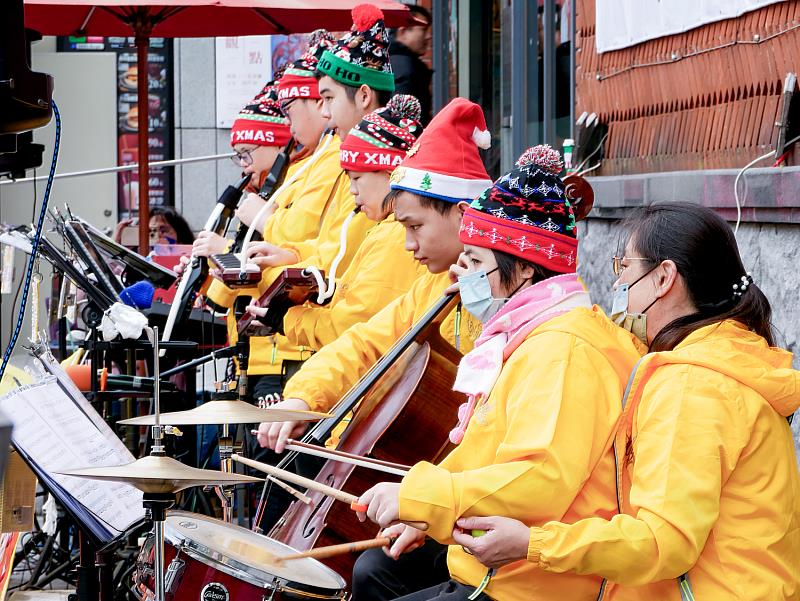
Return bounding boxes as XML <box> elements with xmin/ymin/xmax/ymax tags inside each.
<box><xmin>164</xmin><ymin>511</ymin><xmax>347</xmax><ymax>594</ymax></box>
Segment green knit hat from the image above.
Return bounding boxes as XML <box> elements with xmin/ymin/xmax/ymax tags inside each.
<box><xmin>318</xmin><ymin>3</ymin><xmax>395</xmax><ymax>93</ymax></box>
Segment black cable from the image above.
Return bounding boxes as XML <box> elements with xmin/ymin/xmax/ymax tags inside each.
<box><xmin>0</xmin><ymin>101</ymin><xmax>61</xmax><ymax>380</ymax></box>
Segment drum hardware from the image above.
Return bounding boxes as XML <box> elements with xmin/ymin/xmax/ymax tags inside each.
<box><xmin>59</xmin><ymin>327</ymin><xmax>262</xmax><ymax>601</ymax></box>
<box><xmin>163</xmin><ymin>553</ymin><xmax>185</xmax><ymax>594</ymax></box>
<box><xmin>133</xmin><ymin>512</ymin><xmax>347</xmax><ymax>600</ymax></box>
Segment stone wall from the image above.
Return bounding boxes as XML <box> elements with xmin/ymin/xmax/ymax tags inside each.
<box><xmin>577</xmin><ymin>210</ymin><xmax>800</xmax><ymax>461</ymax></box>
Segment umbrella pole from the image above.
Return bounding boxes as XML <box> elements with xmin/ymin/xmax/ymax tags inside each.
<box><xmin>136</xmin><ymin>33</ymin><xmax>150</xmax><ymax>254</ymax></box>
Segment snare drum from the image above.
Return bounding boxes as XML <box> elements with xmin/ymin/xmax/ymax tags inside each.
<box><xmin>134</xmin><ymin>511</ymin><xmax>346</xmax><ymax>600</ymax></box>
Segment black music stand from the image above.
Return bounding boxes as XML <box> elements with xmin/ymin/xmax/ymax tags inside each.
<box><xmin>76</xmin><ymin>219</ymin><xmax>176</xmax><ymax>290</ymax></box>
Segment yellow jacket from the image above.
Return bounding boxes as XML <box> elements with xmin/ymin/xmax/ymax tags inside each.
<box><xmin>282</xmin><ymin>217</ymin><xmax>426</xmax><ymax>351</ymax></box>
<box><xmin>397</xmin><ymin>306</ymin><xmax>643</xmax><ymax>601</ymax></box>
<box><xmin>246</xmin><ymin>161</ymin><xmax>372</xmax><ymax>373</ymax></box>
<box><xmin>527</xmin><ymin>320</ymin><xmax>800</xmax><ymax>601</ymax></box>
<box><xmin>209</xmin><ymin>138</ymin><xmax>363</xmax><ymax>375</ymax></box>
<box><xmin>282</xmin><ymin>271</ymin><xmax>482</xmax><ymax>413</ymax></box>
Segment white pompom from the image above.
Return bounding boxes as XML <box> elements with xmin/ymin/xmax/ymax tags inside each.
<box><xmin>472</xmin><ymin>127</ymin><xmax>492</xmax><ymax>149</ymax></box>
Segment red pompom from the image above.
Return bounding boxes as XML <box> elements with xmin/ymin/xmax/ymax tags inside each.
<box><xmin>516</xmin><ymin>144</ymin><xmax>563</xmax><ymax>175</ymax></box>
<box><xmin>352</xmin><ymin>3</ymin><xmax>385</xmax><ymax>30</ymax></box>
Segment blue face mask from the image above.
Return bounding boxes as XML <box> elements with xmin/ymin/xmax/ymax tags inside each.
<box><xmin>458</xmin><ymin>268</ymin><xmax>507</xmax><ymax>324</ymax></box>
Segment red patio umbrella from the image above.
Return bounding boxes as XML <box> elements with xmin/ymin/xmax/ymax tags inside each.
<box><xmin>24</xmin><ymin>0</ymin><xmax>411</xmax><ymax>252</ymax></box>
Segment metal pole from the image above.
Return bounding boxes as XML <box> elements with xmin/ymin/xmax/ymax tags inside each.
<box><xmin>154</xmin><ymin>520</ymin><xmax>165</xmax><ymax>601</ymax></box>
<box><xmin>0</xmin><ymin>153</ymin><xmax>234</xmax><ymax>186</ymax></box>
<box><xmin>431</xmin><ymin>0</ymin><xmax>448</xmax><ymax>113</ymax></box>
<box><xmin>511</xmin><ymin>0</ymin><xmax>527</xmax><ymax>157</ymax></box>
<box><xmin>569</xmin><ymin>0</ymin><xmax>576</xmax><ymax>139</ymax></box>
<box><xmin>543</xmin><ymin>0</ymin><xmax>556</xmax><ymax>145</ymax></box>
<box><xmin>136</xmin><ymin>34</ymin><xmax>151</xmax><ymax>254</ymax></box>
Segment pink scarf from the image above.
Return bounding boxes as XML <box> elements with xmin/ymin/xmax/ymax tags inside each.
<box><xmin>449</xmin><ymin>273</ymin><xmax>590</xmax><ymax>444</ymax></box>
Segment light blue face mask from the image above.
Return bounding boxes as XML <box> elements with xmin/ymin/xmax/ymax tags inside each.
<box><xmin>458</xmin><ymin>268</ymin><xmax>507</xmax><ymax>324</ymax></box>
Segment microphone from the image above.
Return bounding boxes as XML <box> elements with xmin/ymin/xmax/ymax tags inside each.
<box><xmin>119</xmin><ymin>280</ymin><xmax>155</xmax><ymax>309</ymax></box>
<box><xmin>218</xmin><ymin>172</ymin><xmax>253</xmax><ymax>213</ymax></box>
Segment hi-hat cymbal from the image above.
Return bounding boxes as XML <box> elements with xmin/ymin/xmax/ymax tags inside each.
<box><xmin>118</xmin><ymin>400</ymin><xmax>331</xmax><ymax>426</ymax></box>
<box><xmin>58</xmin><ymin>455</ymin><xmax>262</xmax><ymax>494</ymax></box>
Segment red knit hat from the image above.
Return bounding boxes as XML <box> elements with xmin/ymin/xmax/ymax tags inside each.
<box><xmin>389</xmin><ymin>97</ymin><xmax>492</xmax><ymax>203</ymax></box>
<box><xmin>459</xmin><ymin>145</ymin><xmax>578</xmax><ymax>273</ymax></box>
<box><xmin>340</xmin><ymin>95</ymin><xmax>423</xmax><ymax>172</ymax></box>
<box><xmin>229</xmin><ymin>86</ymin><xmax>292</xmax><ymax>147</ymax></box>
<box><xmin>277</xmin><ymin>29</ymin><xmax>335</xmax><ymax>102</ymax></box>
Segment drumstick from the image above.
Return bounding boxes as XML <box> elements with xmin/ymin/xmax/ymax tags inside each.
<box><xmin>266</xmin><ymin>475</ymin><xmax>312</xmax><ymax>505</ymax></box>
<box><xmin>231</xmin><ymin>454</ymin><xmax>428</xmax><ymax>531</ymax></box>
<box><xmin>278</xmin><ymin>537</ymin><xmax>393</xmax><ymax>563</ymax></box>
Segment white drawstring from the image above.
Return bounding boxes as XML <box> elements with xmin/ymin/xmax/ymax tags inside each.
<box><xmin>303</xmin><ymin>207</ymin><xmax>360</xmax><ymax>304</ymax></box>
<box><xmin>239</xmin><ymin>131</ymin><xmax>336</xmax><ymax>271</ymax></box>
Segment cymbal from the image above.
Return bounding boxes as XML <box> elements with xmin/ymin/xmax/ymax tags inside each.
<box><xmin>57</xmin><ymin>454</ymin><xmax>262</xmax><ymax>494</ymax></box>
<box><xmin>118</xmin><ymin>400</ymin><xmax>331</xmax><ymax>426</ymax></box>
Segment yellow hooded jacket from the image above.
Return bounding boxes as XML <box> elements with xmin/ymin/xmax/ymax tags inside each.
<box><xmin>397</xmin><ymin>306</ymin><xmax>643</xmax><ymax>601</ymax></box>
<box><xmin>527</xmin><ymin>320</ymin><xmax>800</xmax><ymax>601</ymax></box>
<box><xmin>282</xmin><ymin>271</ymin><xmax>482</xmax><ymax>412</ymax></box>
<box><xmin>205</xmin><ymin>152</ymin><xmax>314</xmax><ymax>311</ymax></box>
<box><xmin>282</xmin><ymin>216</ymin><xmax>427</xmax><ymax>351</ymax></box>
<box><xmin>209</xmin><ymin>137</ymin><xmax>370</xmax><ymax>375</ymax></box>
<box><xmin>244</xmin><ymin>159</ymin><xmax>373</xmax><ymax>373</ymax></box>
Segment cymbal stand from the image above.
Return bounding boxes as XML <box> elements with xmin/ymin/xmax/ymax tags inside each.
<box><xmin>143</xmin><ymin>326</ymin><xmax>174</xmax><ymax>601</ymax></box>
<box><xmin>217</xmin><ymin>419</ymin><xmax>235</xmax><ymax>523</ymax></box>
<box><xmin>216</xmin><ymin>336</ymin><xmax>250</xmax><ymax>523</ymax></box>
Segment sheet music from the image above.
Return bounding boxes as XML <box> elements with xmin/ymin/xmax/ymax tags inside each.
<box><xmin>0</xmin><ymin>377</ymin><xmax>144</xmax><ymax>539</ymax></box>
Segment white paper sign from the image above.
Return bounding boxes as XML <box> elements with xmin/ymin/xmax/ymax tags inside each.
<box><xmin>596</xmin><ymin>0</ymin><xmax>784</xmax><ymax>53</ymax></box>
<box><xmin>215</xmin><ymin>36</ymin><xmax>273</xmax><ymax>129</ymax></box>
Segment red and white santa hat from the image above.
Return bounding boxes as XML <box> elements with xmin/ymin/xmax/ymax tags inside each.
<box><xmin>389</xmin><ymin>97</ymin><xmax>493</xmax><ymax>204</ymax></box>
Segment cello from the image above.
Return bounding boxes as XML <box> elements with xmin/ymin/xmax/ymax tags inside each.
<box><xmin>268</xmin><ymin>293</ymin><xmax>463</xmax><ymax>578</ymax></box>
<box><xmin>268</xmin><ymin>173</ymin><xmax>595</xmax><ymax>579</ymax></box>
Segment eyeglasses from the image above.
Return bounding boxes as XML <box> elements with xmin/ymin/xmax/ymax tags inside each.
<box><xmin>231</xmin><ymin>147</ymin><xmax>260</xmax><ymax>167</ymax></box>
<box><xmin>279</xmin><ymin>99</ymin><xmax>296</xmax><ymax>117</ymax></box>
<box><xmin>611</xmin><ymin>256</ymin><xmax>652</xmax><ymax>276</ymax></box>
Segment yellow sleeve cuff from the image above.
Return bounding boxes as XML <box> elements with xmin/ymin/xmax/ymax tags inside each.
<box><xmin>398</xmin><ymin>462</ymin><xmax>456</xmax><ymax>542</ymax></box>
<box><xmin>281</xmin><ymin>379</ymin><xmax>334</xmax><ymax>414</ymax></box>
<box><xmin>527</xmin><ymin>526</ymin><xmax>552</xmax><ymax>568</ymax></box>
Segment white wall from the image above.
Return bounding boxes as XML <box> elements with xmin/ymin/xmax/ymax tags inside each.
<box><xmin>0</xmin><ymin>49</ymin><xmax>117</xmax><ymax>350</ymax></box>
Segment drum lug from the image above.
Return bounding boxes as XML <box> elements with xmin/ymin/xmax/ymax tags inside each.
<box><xmin>262</xmin><ymin>581</ymin><xmax>277</xmax><ymax>601</ymax></box>
<box><xmin>164</xmin><ymin>556</ymin><xmax>185</xmax><ymax>595</ymax></box>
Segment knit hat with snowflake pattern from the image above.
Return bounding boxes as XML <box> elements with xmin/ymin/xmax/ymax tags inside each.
<box><xmin>340</xmin><ymin>94</ymin><xmax>423</xmax><ymax>172</ymax></box>
<box><xmin>230</xmin><ymin>85</ymin><xmax>291</xmax><ymax>147</ymax></box>
<box><xmin>459</xmin><ymin>145</ymin><xmax>578</xmax><ymax>273</ymax></box>
<box><xmin>317</xmin><ymin>4</ymin><xmax>395</xmax><ymax>92</ymax></box>
<box><xmin>277</xmin><ymin>29</ymin><xmax>336</xmax><ymax>101</ymax></box>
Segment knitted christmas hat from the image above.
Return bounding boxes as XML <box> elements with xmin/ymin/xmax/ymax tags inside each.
<box><xmin>459</xmin><ymin>145</ymin><xmax>578</xmax><ymax>273</ymax></box>
<box><xmin>277</xmin><ymin>29</ymin><xmax>336</xmax><ymax>101</ymax></box>
<box><xmin>230</xmin><ymin>86</ymin><xmax>292</xmax><ymax>147</ymax></box>
<box><xmin>317</xmin><ymin>4</ymin><xmax>395</xmax><ymax>92</ymax></box>
<box><xmin>339</xmin><ymin>94</ymin><xmax>423</xmax><ymax>172</ymax></box>
<box><xmin>389</xmin><ymin>97</ymin><xmax>492</xmax><ymax>203</ymax></box>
